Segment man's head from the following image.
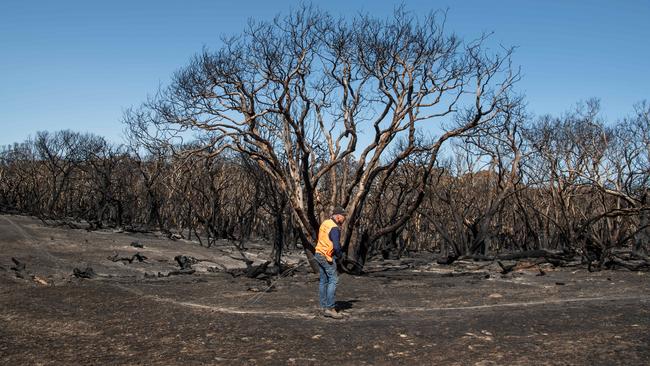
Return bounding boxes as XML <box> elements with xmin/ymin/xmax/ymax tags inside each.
<box><xmin>332</xmin><ymin>206</ymin><xmax>346</xmax><ymax>224</ymax></box>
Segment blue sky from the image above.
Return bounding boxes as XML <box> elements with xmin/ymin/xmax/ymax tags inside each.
<box><xmin>1</xmin><ymin>0</ymin><xmax>648</xmax><ymax>146</ymax></box>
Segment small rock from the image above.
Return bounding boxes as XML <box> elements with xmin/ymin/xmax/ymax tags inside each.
<box><xmin>488</xmin><ymin>293</ymin><xmax>503</xmax><ymax>299</ymax></box>
<box><xmin>32</xmin><ymin>276</ymin><xmax>48</xmax><ymax>286</ymax></box>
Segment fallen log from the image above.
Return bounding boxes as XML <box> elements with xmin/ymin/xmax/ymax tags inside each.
<box><xmin>45</xmin><ymin>219</ymin><xmax>81</xmax><ymax>230</ymax></box>
<box><xmin>604</xmin><ymin>258</ymin><xmax>650</xmax><ymax>272</ymax></box>
<box><xmin>436</xmin><ymin>254</ymin><xmax>460</xmax><ymax>265</ymax></box>
<box><xmin>73</xmin><ymin>267</ymin><xmax>96</xmax><ymax>279</ymax></box>
<box><xmin>120</xmin><ymin>225</ymin><xmax>152</xmax><ymax>234</ymax></box>
<box><xmin>457</xmin><ymin>251</ymin><xmax>577</xmax><ymax>270</ymax></box>
<box><xmin>464</xmin><ymin>250</ymin><xmax>573</xmax><ymax>262</ymax></box>
<box><xmin>609</xmin><ymin>250</ymin><xmax>650</xmax><ymax>263</ymax></box>
<box><xmin>157</xmin><ymin>269</ymin><xmax>195</xmax><ymax>277</ymax></box>
<box><xmin>246</xmin><ymin>261</ymin><xmax>271</xmax><ymax>278</ymax></box>
<box><xmin>207</xmin><ymin>263</ymin><xmax>228</xmax><ymax>272</ymax></box>
<box><xmin>497</xmin><ymin>261</ymin><xmax>517</xmax><ymax>274</ymax></box>
<box><xmin>107</xmin><ymin>252</ymin><xmax>148</xmax><ymax>264</ymax></box>
<box><xmin>10</xmin><ymin>257</ymin><xmax>26</xmax><ymax>272</ymax></box>
<box><xmin>174</xmin><ymin>255</ymin><xmax>199</xmax><ymax>270</ymax></box>
<box><xmin>10</xmin><ymin>258</ymin><xmax>27</xmax><ymax>279</ymax></box>
<box><xmin>222</xmin><ymin>261</ymin><xmax>273</xmax><ymax>279</ymax></box>
<box><xmin>130</xmin><ymin>241</ymin><xmax>144</xmax><ymax>248</ymax></box>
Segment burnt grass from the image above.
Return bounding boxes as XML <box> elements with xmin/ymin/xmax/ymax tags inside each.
<box><xmin>1</xmin><ymin>215</ymin><xmax>649</xmax><ymax>365</ymax></box>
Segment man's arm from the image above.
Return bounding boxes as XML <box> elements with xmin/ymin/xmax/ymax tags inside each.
<box><xmin>329</xmin><ymin>227</ymin><xmax>343</xmax><ymax>258</ymax></box>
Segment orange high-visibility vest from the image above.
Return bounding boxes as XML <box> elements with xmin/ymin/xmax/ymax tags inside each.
<box><xmin>315</xmin><ymin>218</ymin><xmax>339</xmax><ymax>262</ymax></box>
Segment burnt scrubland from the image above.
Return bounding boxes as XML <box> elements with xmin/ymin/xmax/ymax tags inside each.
<box><xmin>1</xmin><ymin>5</ymin><xmax>649</xmax><ymax>365</ymax></box>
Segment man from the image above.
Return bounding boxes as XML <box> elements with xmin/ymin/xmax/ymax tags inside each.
<box><xmin>314</xmin><ymin>206</ymin><xmax>346</xmax><ymax>319</ymax></box>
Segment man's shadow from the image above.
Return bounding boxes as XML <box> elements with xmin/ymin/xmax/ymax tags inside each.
<box><xmin>335</xmin><ymin>299</ymin><xmax>360</xmax><ymax>311</ymax></box>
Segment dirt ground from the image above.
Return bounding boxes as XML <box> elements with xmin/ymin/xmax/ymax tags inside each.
<box><xmin>1</xmin><ymin>214</ymin><xmax>649</xmax><ymax>365</ymax></box>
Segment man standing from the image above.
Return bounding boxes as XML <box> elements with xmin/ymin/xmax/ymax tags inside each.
<box><xmin>314</xmin><ymin>206</ymin><xmax>346</xmax><ymax>319</ymax></box>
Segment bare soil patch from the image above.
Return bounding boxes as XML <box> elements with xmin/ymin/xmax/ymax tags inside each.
<box><xmin>1</xmin><ymin>215</ymin><xmax>648</xmax><ymax>365</ymax></box>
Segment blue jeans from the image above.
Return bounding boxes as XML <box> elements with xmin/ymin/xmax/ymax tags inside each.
<box><xmin>314</xmin><ymin>253</ymin><xmax>338</xmax><ymax>309</ymax></box>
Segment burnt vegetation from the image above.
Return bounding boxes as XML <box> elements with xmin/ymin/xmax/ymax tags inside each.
<box><xmin>1</xmin><ymin>6</ymin><xmax>648</xmax><ymax>274</ymax></box>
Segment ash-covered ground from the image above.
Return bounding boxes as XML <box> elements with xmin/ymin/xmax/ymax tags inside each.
<box><xmin>1</xmin><ymin>214</ymin><xmax>648</xmax><ymax>365</ymax></box>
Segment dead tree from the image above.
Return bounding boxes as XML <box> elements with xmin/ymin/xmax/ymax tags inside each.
<box><xmin>520</xmin><ymin>100</ymin><xmax>650</xmax><ymax>269</ymax></box>
<box><xmin>33</xmin><ymin>130</ymin><xmax>91</xmax><ymax>218</ymax></box>
<box><xmin>124</xmin><ymin>6</ymin><xmax>519</xmax><ymax>272</ymax></box>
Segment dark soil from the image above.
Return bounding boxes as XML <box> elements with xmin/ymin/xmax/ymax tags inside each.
<box><xmin>1</xmin><ymin>215</ymin><xmax>649</xmax><ymax>365</ymax></box>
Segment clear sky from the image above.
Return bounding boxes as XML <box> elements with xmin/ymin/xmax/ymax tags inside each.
<box><xmin>1</xmin><ymin>0</ymin><xmax>648</xmax><ymax>146</ymax></box>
